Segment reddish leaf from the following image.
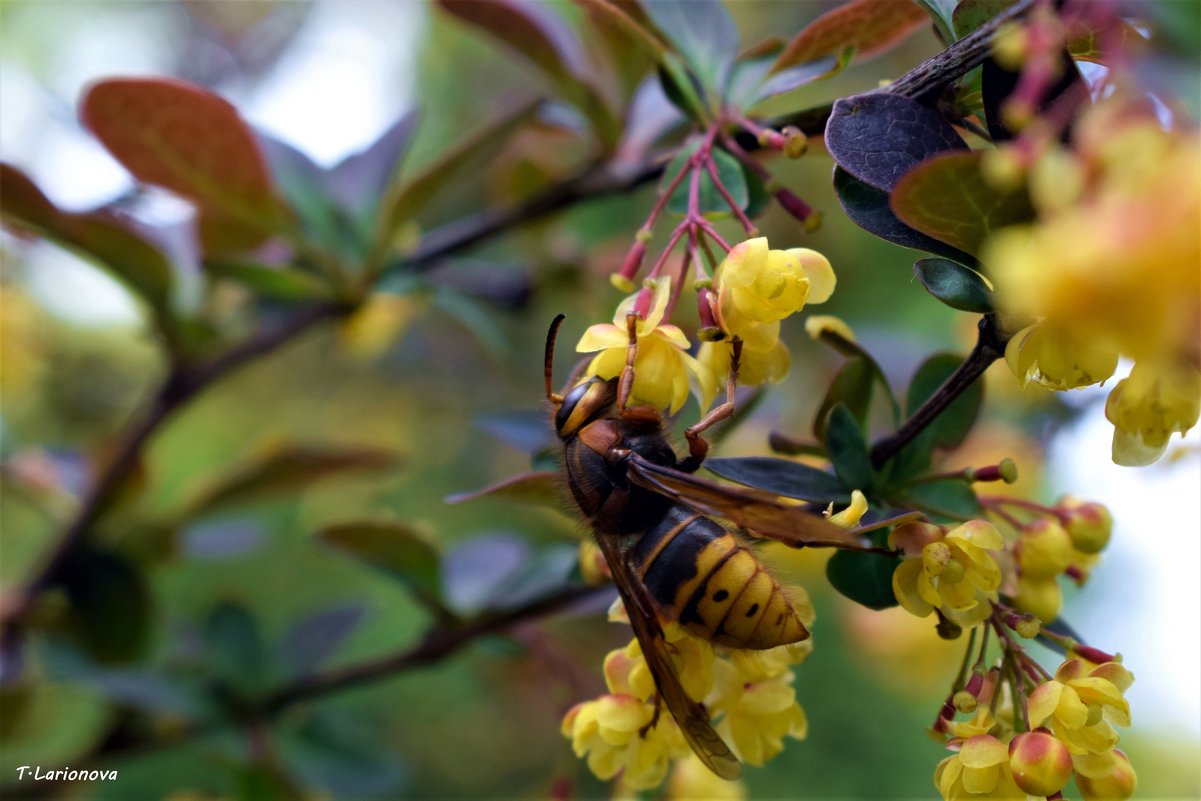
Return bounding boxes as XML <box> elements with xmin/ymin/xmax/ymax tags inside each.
<box><xmin>444</xmin><ymin>470</ymin><xmax>560</xmax><ymax>506</ymax></box>
<box><xmin>890</xmin><ymin>151</ymin><xmax>1034</xmax><ymax>258</ymax></box>
<box><xmin>0</xmin><ymin>163</ymin><xmax>173</xmax><ymax>310</ymax></box>
<box><xmin>772</xmin><ymin>0</ymin><xmax>930</xmax><ymax>72</ymax></box>
<box><xmin>80</xmin><ymin>77</ymin><xmax>287</xmax><ymax>253</ymax></box>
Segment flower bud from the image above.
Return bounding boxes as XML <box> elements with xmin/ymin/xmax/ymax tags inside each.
<box><xmin>1009</xmin><ymin>730</ymin><xmax>1073</xmax><ymax>796</ymax></box>
<box><xmin>1013</xmin><ymin>575</ymin><xmax>1063</xmax><ymax>623</ymax></box>
<box><xmin>953</xmin><ymin>690</ymin><xmax>978</xmax><ymax>713</ymax></box>
<box><xmin>1017</xmin><ymin>519</ymin><xmax>1074</xmax><ymax>579</ymax></box>
<box><xmin>1075</xmin><ymin>749</ymin><xmax>1137</xmax><ymax>800</ymax></box>
<box><xmin>1059</xmin><ymin>497</ymin><xmax>1113</xmax><ymax>554</ymax></box>
<box><xmin>781</xmin><ymin>126</ymin><xmax>808</xmax><ymax>159</ymax></box>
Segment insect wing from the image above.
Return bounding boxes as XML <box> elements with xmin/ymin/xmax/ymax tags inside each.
<box><xmin>625</xmin><ymin>453</ymin><xmax>864</xmax><ymax>549</ymax></box>
<box><xmin>593</xmin><ymin>534</ymin><xmax>742</xmax><ymax>781</ymax></box>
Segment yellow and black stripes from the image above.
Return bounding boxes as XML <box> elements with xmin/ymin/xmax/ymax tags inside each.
<box><xmin>632</xmin><ymin>504</ymin><xmax>808</xmax><ymax>650</ymax></box>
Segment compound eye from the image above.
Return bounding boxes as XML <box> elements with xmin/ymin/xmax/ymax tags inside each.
<box><xmin>555</xmin><ymin>377</ymin><xmax>609</xmax><ymax>436</ymax></box>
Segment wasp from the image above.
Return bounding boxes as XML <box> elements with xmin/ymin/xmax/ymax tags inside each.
<box><xmin>545</xmin><ymin>313</ymin><xmax>865</xmax><ymax>780</ymax></box>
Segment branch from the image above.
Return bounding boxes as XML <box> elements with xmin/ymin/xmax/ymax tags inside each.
<box><xmin>869</xmin><ymin>315</ymin><xmax>1010</xmax><ymax>467</ymax></box>
<box><xmin>35</xmin><ymin>583</ymin><xmax>609</xmax><ymax>776</ymax></box>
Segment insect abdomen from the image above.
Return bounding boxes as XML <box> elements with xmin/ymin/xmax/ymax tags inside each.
<box><xmin>634</xmin><ymin>505</ymin><xmax>808</xmax><ymax>650</ymax></box>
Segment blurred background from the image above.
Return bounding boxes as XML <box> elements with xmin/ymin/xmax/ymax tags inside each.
<box><xmin>1</xmin><ymin>1</ymin><xmax>1198</xmax><ymax>798</ymax></box>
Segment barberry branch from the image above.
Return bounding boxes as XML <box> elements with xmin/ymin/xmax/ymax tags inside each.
<box><xmin>870</xmin><ymin>315</ymin><xmax>1011</xmax><ymax>468</ymax></box>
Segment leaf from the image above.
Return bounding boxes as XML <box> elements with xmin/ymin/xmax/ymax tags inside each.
<box><xmin>255</xmin><ymin>132</ymin><xmax>356</xmax><ymax>260</ymax></box>
<box><xmin>806</xmin><ymin>315</ymin><xmax>903</xmax><ymax>427</ymax></box>
<box><xmin>704</xmin><ymin>456</ymin><xmax>849</xmax><ymax>504</ymax></box>
<box><xmin>327</xmin><ymin>111</ymin><xmax>420</xmax><ymax>217</ymax></box>
<box><xmin>913</xmin><ymin>257</ymin><xmax>995</xmax><ymax>313</ymax></box>
<box><xmin>751</xmin><ymin>55</ymin><xmax>840</xmax><ymax>104</ymax></box>
<box><xmin>186</xmin><ymin>445</ymin><xmax>398</xmax><ymax>517</ymax></box>
<box><xmin>665</xmin><ymin>145</ymin><xmax>748</xmax><ymax>217</ymax></box>
<box><xmin>0</xmin><ymin>684</ymin><xmax>110</xmax><ymax>770</ymax></box>
<box><xmin>1</xmin><ymin>163</ymin><xmax>174</xmax><ymax>312</ymax></box>
<box><xmin>473</xmin><ymin>409</ymin><xmax>554</xmax><ymax>454</ymax></box>
<box><xmin>814</xmin><ymin>358</ymin><xmax>875</xmax><ymax>440</ymax></box>
<box><xmin>832</xmin><ymin>167</ymin><xmax>976</xmax><ymax>264</ymax></box>
<box><xmin>826</xmin><ymin>548</ymin><xmax>899</xmax><ymax>610</ymax></box>
<box><xmin>317</xmin><ymin>520</ymin><xmax>449</xmax><ymax>618</ymax></box>
<box><xmin>913</xmin><ymin>0</ymin><xmax>957</xmax><ymax>42</ymax></box>
<box><xmin>824</xmin><ymin>403</ymin><xmax>875</xmax><ymax>493</ymax></box>
<box><xmin>442</xmin><ymin>533</ymin><xmax>529</xmax><ymax>614</ymax></box>
<box><xmin>381</xmin><ymin>98</ymin><xmax>541</xmax><ymax>232</ymax></box>
<box><xmin>80</xmin><ymin>77</ymin><xmax>287</xmax><ymax>253</ymax></box>
<box><xmin>205</xmin><ymin>601</ymin><xmax>264</xmax><ymax>694</ymax></box>
<box><xmin>902</xmin><ymin>479</ymin><xmax>982</xmax><ymax>521</ymax></box>
<box><xmin>277</xmin><ymin>604</ymin><xmax>367</xmax><ymax>678</ymax></box>
<box><xmin>207</xmin><ymin>261</ymin><xmax>332</xmax><ymax>301</ymax></box>
<box><xmin>642</xmin><ymin>0</ymin><xmax>738</xmax><ymax>93</ymax></box>
<box><xmin>437</xmin><ymin>0</ymin><xmax>617</xmax><ymax>143</ymax></box>
<box><xmin>444</xmin><ymin>470</ymin><xmax>560</xmax><ymax>506</ymax></box>
<box><xmin>906</xmin><ymin>354</ymin><xmax>983</xmax><ymax>451</ymax></box>
<box><xmin>277</xmin><ymin>712</ymin><xmax>408</xmax><ymax>797</ymax></box>
<box><xmin>890</xmin><ymin>151</ymin><xmax>1035</xmax><ymax>257</ymax></box>
<box><xmin>772</xmin><ymin>0</ymin><xmax>930</xmax><ymax>72</ymax></box>
<box><xmin>951</xmin><ymin>0</ymin><xmax>1015</xmax><ymax>38</ymax></box>
<box><xmin>59</xmin><ymin>547</ymin><xmax>152</xmax><ymax>663</ymax></box>
<box><xmin>825</xmin><ymin>93</ymin><xmax>967</xmax><ymax>192</ymax></box>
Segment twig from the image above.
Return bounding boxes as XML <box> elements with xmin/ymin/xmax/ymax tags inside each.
<box><xmin>869</xmin><ymin>315</ymin><xmax>1010</xmax><ymax>468</ymax></box>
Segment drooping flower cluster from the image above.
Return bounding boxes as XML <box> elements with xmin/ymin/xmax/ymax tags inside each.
<box><xmin>984</xmin><ymin>96</ymin><xmax>1201</xmax><ymax>465</ymax></box>
<box><xmin>890</xmin><ymin>520</ymin><xmax>1005</xmax><ymax>630</ymax></box>
<box><xmin>934</xmin><ymin>656</ymin><xmax>1136</xmax><ymax>801</ymax></box>
<box><xmin>562</xmin><ymin>591</ymin><xmax>815</xmax><ymax>791</ymax></box>
<box><xmin>698</xmin><ymin>237</ymin><xmax>835</xmax><ymax>408</ymax></box>
<box><xmin>577</xmin><ymin>237</ymin><xmax>835</xmax><ymax>415</ymax></box>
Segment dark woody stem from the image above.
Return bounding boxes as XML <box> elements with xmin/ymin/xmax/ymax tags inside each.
<box><xmin>870</xmin><ymin>315</ymin><xmax>1011</xmax><ymax>468</ymax></box>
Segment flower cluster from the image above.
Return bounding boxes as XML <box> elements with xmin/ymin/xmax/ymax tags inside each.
<box><xmin>576</xmin><ymin>237</ymin><xmax>834</xmax><ymax>415</ymax></box>
<box><xmin>561</xmin><ymin>592</ymin><xmax>815</xmax><ymax>791</ymax></box>
<box><xmin>934</xmin><ymin>656</ymin><xmax>1136</xmax><ymax>800</ymax></box>
<box><xmin>984</xmin><ymin>96</ymin><xmax>1201</xmax><ymax>465</ymax></box>
<box><xmin>890</xmin><ymin>520</ymin><xmax>1005</xmax><ymax>630</ymax></box>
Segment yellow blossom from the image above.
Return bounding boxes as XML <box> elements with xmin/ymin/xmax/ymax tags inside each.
<box><xmin>561</xmin><ymin>695</ymin><xmax>683</xmax><ymax>788</ymax></box>
<box><xmin>1004</xmin><ymin>321</ymin><xmax>1119</xmax><ymax>391</ymax></box>
<box><xmin>577</xmin><ymin>277</ymin><xmax>711</xmax><ymax>414</ymax></box>
<box><xmin>1026</xmin><ymin>658</ymin><xmax>1133</xmax><ymax>757</ymax></box>
<box><xmin>1073</xmin><ymin>748</ymin><xmax>1137</xmax><ymax>801</ymax></box>
<box><xmin>934</xmin><ymin>735</ymin><xmax>1026</xmax><ymax>800</ymax></box>
<box><xmin>892</xmin><ymin>521</ymin><xmax>1004</xmax><ymax>628</ymax></box>
<box><xmin>710</xmin><ymin>658</ymin><xmax>807</xmax><ymax>767</ymax></box>
<box><xmin>1105</xmin><ymin>359</ymin><xmax>1201</xmax><ymax>466</ymax></box>
<box><xmin>828</xmin><ymin>489</ymin><xmax>868</xmax><ymax>528</ymax></box>
<box><xmin>1007</xmin><ymin>730</ymin><xmax>1073</xmax><ymax>796</ymax></box>
<box><xmin>1016</xmin><ymin>519</ymin><xmax>1073</xmax><ymax>579</ymax></box>
<box><xmin>715</xmin><ymin>237</ymin><xmax>834</xmax><ymax>325</ymax></box>
<box><xmin>667</xmin><ymin>755</ymin><xmax>747</xmax><ymax>801</ymax></box>
<box><xmin>1011</xmin><ymin>574</ymin><xmax>1063</xmax><ymax>623</ymax></box>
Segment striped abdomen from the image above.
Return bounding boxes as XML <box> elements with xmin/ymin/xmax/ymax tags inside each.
<box><xmin>631</xmin><ymin>505</ymin><xmax>809</xmax><ymax>649</ymax></box>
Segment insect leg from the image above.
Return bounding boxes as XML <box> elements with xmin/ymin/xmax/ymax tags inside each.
<box><xmin>679</xmin><ymin>338</ymin><xmax>742</xmax><ymax>471</ymax></box>
<box><xmin>617</xmin><ymin>312</ymin><xmax>639</xmax><ymax>412</ymax></box>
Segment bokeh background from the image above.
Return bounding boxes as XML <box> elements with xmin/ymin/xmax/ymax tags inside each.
<box><xmin>1</xmin><ymin>1</ymin><xmax>1198</xmax><ymax>798</ymax></box>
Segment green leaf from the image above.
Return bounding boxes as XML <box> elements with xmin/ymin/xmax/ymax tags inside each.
<box><xmin>665</xmin><ymin>145</ymin><xmax>748</xmax><ymax>218</ymax></box>
<box><xmin>951</xmin><ymin>0</ymin><xmax>1014</xmax><ymax>38</ymax></box>
<box><xmin>381</xmin><ymin>98</ymin><xmax>541</xmax><ymax>232</ymax></box>
<box><xmin>704</xmin><ymin>457</ymin><xmax>849</xmax><ymax>504</ymax></box>
<box><xmin>807</xmin><ymin>319</ymin><xmax>902</xmax><ymax>427</ymax></box>
<box><xmin>826</xmin><ymin>548</ymin><xmax>899</xmax><ymax>610</ymax></box>
<box><xmin>902</xmin><ymin>479</ymin><xmax>982</xmax><ymax>522</ymax></box>
<box><xmin>0</xmin><ymin>684</ymin><xmax>110</xmax><ymax>770</ymax></box>
<box><xmin>772</xmin><ymin>0</ymin><xmax>929</xmax><ymax>72</ymax></box>
<box><xmin>444</xmin><ymin>470</ymin><xmax>561</xmax><ymax>507</ymax></box>
<box><xmin>59</xmin><ymin>547</ymin><xmax>152</xmax><ymax>663</ymax></box>
<box><xmin>317</xmin><ymin>520</ymin><xmax>450</xmax><ymax>619</ymax></box>
<box><xmin>276</xmin><ymin>604</ymin><xmax>366</xmax><ymax>679</ymax></box>
<box><xmin>207</xmin><ymin>261</ymin><xmax>332</xmax><ymax>302</ymax></box>
<box><xmin>205</xmin><ymin>601</ymin><xmax>264</xmax><ymax>693</ymax></box>
<box><xmin>913</xmin><ymin>0</ymin><xmax>957</xmax><ymax>42</ymax></box>
<box><xmin>642</xmin><ymin>0</ymin><xmax>738</xmax><ymax>94</ymax></box>
<box><xmin>184</xmin><ymin>445</ymin><xmax>398</xmax><ymax>517</ymax></box>
<box><xmin>80</xmin><ymin>78</ymin><xmax>289</xmax><ymax>254</ymax></box>
<box><xmin>907</xmin><ymin>353</ymin><xmax>983</xmax><ymax>450</ymax></box>
<box><xmin>824</xmin><ymin>403</ymin><xmax>875</xmax><ymax>493</ymax></box>
<box><xmin>890</xmin><ymin>151</ymin><xmax>1035</xmax><ymax>258</ymax></box>
<box><xmin>913</xmin><ymin>257</ymin><xmax>995</xmax><ymax>313</ymax></box>
<box><xmin>1</xmin><ymin>163</ymin><xmax>174</xmax><ymax>313</ymax></box>
<box><xmin>814</xmin><ymin>358</ymin><xmax>875</xmax><ymax>441</ymax></box>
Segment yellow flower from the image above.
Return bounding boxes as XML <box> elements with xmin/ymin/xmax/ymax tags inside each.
<box><xmin>892</xmin><ymin>521</ymin><xmax>1004</xmax><ymax>628</ymax></box>
<box><xmin>561</xmin><ymin>695</ymin><xmax>682</xmax><ymax>789</ymax></box>
<box><xmin>1011</xmin><ymin>575</ymin><xmax>1063</xmax><ymax>623</ymax></box>
<box><xmin>715</xmin><ymin>237</ymin><xmax>834</xmax><ymax>325</ymax></box>
<box><xmin>1026</xmin><ymin>658</ymin><xmax>1133</xmax><ymax>757</ymax></box>
<box><xmin>934</xmin><ymin>735</ymin><xmax>1026</xmax><ymax>800</ymax></box>
<box><xmin>577</xmin><ymin>277</ymin><xmax>711</xmax><ymax>414</ymax></box>
<box><xmin>1004</xmin><ymin>321</ymin><xmax>1118</xmax><ymax>391</ymax></box>
<box><xmin>1104</xmin><ymin>359</ymin><xmax>1201</xmax><ymax>466</ymax></box>
<box><xmin>667</xmin><ymin>755</ymin><xmax>747</xmax><ymax>801</ymax></box>
<box><xmin>828</xmin><ymin>489</ymin><xmax>868</xmax><ymax>528</ymax></box>
<box><xmin>1016</xmin><ymin>519</ymin><xmax>1073</xmax><ymax>580</ymax></box>
<box><xmin>696</xmin><ymin>336</ymin><xmax>790</xmax><ymax>409</ymax></box>
<box><xmin>710</xmin><ymin>659</ymin><xmax>807</xmax><ymax>767</ymax></box>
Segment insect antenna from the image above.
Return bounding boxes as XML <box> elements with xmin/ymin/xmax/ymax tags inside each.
<box><xmin>545</xmin><ymin>314</ymin><xmax>566</xmax><ymax>406</ymax></box>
